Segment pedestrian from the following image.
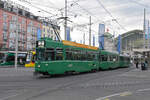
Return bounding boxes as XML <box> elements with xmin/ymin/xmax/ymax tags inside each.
<box><xmin>141</xmin><ymin>61</ymin><xmax>145</xmax><ymax>71</ymax></box>
<box><xmin>145</xmin><ymin>60</ymin><xmax>148</xmax><ymax>70</ymax></box>
<box><xmin>135</xmin><ymin>61</ymin><xmax>139</xmax><ymax>69</ymax></box>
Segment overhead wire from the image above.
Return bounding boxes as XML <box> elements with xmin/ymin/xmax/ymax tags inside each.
<box><xmin>96</xmin><ymin>0</ymin><xmax>127</xmax><ymax>31</ymax></box>
<box><xmin>130</xmin><ymin>0</ymin><xmax>150</xmax><ymax>8</ymax></box>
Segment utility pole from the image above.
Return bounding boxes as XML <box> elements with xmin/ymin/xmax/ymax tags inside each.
<box><xmin>83</xmin><ymin>33</ymin><xmax>85</xmax><ymax>44</ymax></box>
<box><xmin>64</xmin><ymin>0</ymin><xmax>67</xmax><ymax>40</ymax></box>
<box><xmin>15</xmin><ymin>8</ymin><xmax>19</xmax><ymax>69</ymax></box>
<box><xmin>89</xmin><ymin>16</ymin><xmax>91</xmax><ymax>46</ymax></box>
<box><xmin>147</xmin><ymin>20</ymin><xmax>150</xmax><ymax>49</ymax></box>
<box><xmin>143</xmin><ymin>8</ymin><xmax>146</xmax><ymax>49</ymax></box>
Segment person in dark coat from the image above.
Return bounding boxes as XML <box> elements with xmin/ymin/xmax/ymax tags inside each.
<box><xmin>141</xmin><ymin>61</ymin><xmax>145</xmax><ymax>71</ymax></box>
<box><xmin>145</xmin><ymin>60</ymin><xmax>148</xmax><ymax>70</ymax></box>
<box><xmin>136</xmin><ymin>61</ymin><xmax>139</xmax><ymax>69</ymax></box>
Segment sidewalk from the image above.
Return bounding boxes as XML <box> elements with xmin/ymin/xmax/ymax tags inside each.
<box><xmin>120</xmin><ymin>66</ymin><xmax>150</xmax><ymax>78</ymax></box>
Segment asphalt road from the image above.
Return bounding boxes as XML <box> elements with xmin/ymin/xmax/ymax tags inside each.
<box><xmin>0</xmin><ymin>66</ymin><xmax>150</xmax><ymax>100</ymax></box>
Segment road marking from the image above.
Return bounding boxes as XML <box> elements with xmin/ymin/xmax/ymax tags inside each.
<box><xmin>104</xmin><ymin>98</ymin><xmax>110</xmax><ymax>100</ymax></box>
<box><xmin>95</xmin><ymin>91</ymin><xmax>131</xmax><ymax>100</ymax></box>
<box><xmin>137</xmin><ymin>88</ymin><xmax>150</xmax><ymax>92</ymax></box>
<box><xmin>120</xmin><ymin>92</ymin><xmax>132</xmax><ymax>96</ymax></box>
<box><xmin>0</xmin><ymin>94</ymin><xmax>20</xmax><ymax>100</ymax></box>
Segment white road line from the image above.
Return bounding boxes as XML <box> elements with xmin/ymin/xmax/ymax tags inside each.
<box><xmin>96</xmin><ymin>88</ymin><xmax>150</xmax><ymax>100</ymax></box>
<box><xmin>137</xmin><ymin>88</ymin><xmax>150</xmax><ymax>92</ymax></box>
<box><xmin>0</xmin><ymin>94</ymin><xmax>20</xmax><ymax>100</ymax></box>
<box><xmin>95</xmin><ymin>91</ymin><xmax>131</xmax><ymax>100</ymax></box>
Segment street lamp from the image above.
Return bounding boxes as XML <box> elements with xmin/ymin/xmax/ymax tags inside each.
<box><xmin>15</xmin><ymin>8</ymin><xmax>19</xmax><ymax>69</ymax></box>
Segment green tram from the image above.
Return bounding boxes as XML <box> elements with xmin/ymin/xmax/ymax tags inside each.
<box><xmin>0</xmin><ymin>52</ymin><xmax>27</xmax><ymax>66</ymax></box>
<box><xmin>35</xmin><ymin>38</ymin><xmax>130</xmax><ymax>75</ymax></box>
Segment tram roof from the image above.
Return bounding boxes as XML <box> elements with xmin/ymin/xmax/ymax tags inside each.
<box><xmin>62</xmin><ymin>40</ymin><xmax>99</xmax><ymax>50</ymax></box>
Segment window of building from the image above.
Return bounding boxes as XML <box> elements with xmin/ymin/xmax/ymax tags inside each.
<box><xmin>3</xmin><ymin>31</ymin><xmax>7</xmax><ymax>40</ymax></box>
<box><xmin>3</xmin><ymin>13</ymin><xmax>7</xmax><ymax>21</ymax></box>
<box><xmin>51</xmin><ymin>30</ymin><xmax>53</xmax><ymax>35</ymax></box>
<box><xmin>3</xmin><ymin>22</ymin><xmax>7</xmax><ymax>30</ymax></box>
<box><xmin>9</xmin><ymin>40</ymin><xmax>15</xmax><ymax>49</ymax></box>
<box><xmin>22</xmin><ymin>19</ymin><xmax>25</xmax><ymax>25</ymax></box>
<box><xmin>9</xmin><ymin>22</ymin><xmax>14</xmax><ymax>30</ymax></box>
<box><xmin>9</xmin><ymin>32</ymin><xmax>15</xmax><ymax>39</ymax></box>
<box><xmin>12</xmin><ymin>15</ymin><xmax>17</xmax><ymax>21</ymax></box>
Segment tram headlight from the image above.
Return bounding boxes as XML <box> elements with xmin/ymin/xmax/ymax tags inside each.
<box><xmin>38</xmin><ymin>41</ymin><xmax>41</xmax><ymax>46</ymax></box>
<box><xmin>38</xmin><ymin>41</ymin><xmax>45</xmax><ymax>47</ymax></box>
<box><xmin>38</xmin><ymin>65</ymin><xmax>40</xmax><ymax>68</ymax></box>
<box><xmin>41</xmin><ymin>41</ymin><xmax>44</xmax><ymax>46</ymax></box>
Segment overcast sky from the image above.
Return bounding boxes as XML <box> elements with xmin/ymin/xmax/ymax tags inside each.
<box><xmin>9</xmin><ymin>0</ymin><xmax>150</xmax><ymax>45</ymax></box>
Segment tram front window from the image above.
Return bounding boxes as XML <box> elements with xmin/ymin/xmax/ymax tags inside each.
<box><xmin>37</xmin><ymin>48</ymin><xmax>55</xmax><ymax>61</ymax></box>
<box><xmin>37</xmin><ymin>49</ymin><xmax>45</xmax><ymax>61</ymax></box>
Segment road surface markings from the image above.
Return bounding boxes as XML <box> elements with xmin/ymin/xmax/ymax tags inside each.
<box><xmin>137</xmin><ymin>88</ymin><xmax>150</xmax><ymax>92</ymax></box>
<box><xmin>95</xmin><ymin>91</ymin><xmax>132</xmax><ymax>100</ymax></box>
<box><xmin>120</xmin><ymin>91</ymin><xmax>132</xmax><ymax>96</ymax></box>
<box><xmin>0</xmin><ymin>94</ymin><xmax>20</xmax><ymax>100</ymax></box>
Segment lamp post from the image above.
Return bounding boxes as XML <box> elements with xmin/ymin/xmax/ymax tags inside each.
<box><xmin>15</xmin><ymin>8</ymin><xmax>19</xmax><ymax>69</ymax></box>
<box><xmin>64</xmin><ymin>0</ymin><xmax>67</xmax><ymax>40</ymax></box>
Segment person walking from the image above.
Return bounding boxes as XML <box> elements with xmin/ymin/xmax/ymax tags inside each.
<box><xmin>145</xmin><ymin>60</ymin><xmax>148</xmax><ymax>70</ymax></box>
<box><xmin>141</xmin><ymin>61</ymin><xmax>145</xmax><ymax>71</ymax></box>
<box><xmin>136</xmin><ymin>61</ymin><xmax>139</xmax><ymax>69</ymax></box>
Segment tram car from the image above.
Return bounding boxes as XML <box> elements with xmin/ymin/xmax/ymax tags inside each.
<box><xmin>0</xmin><ymin>52</ymin><xmax>27</xmax><ymax>66</ymax></box>
<box><xmin>34</xmin><ymin>38</ymin><xmax>130</xmax><ymax>76</ymax></box>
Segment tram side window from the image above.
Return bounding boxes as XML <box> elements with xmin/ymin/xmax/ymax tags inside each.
<box><xmin>87</xmin><ymin>52</ymin><xmax>93</xmax><ymax>61</ymax></box>
<box><xmin>101</xmin><ymin>55</ymin><xmax>108</xmax><ymax>61</ymax></box>
<box><xmin>109</xmin><ymin>56</ymin><xmax>113</xmax><ymax>61</ymax></box>
<box><xmin>66</xmin><ymin>49</ymin><xmax>73</xmax><ymax>60</ymax></box>
<box><xmin>6</xmin><ymin>56</ymin><xmax>14</xmax><ymax>62</ymax></box>
<box><xmin>113</xmin><ymin>56</ymin><xmax>116</xmax><ymax>61</ymax></box>
<box><xmin>120</xmin><ymin>56</ymin><xmax>124</xmax><ymax>61</ymax></box>
<box><xmin>56</xmin><ymin>48</ymin><xmax>63</xmax><ymax>60</ymax></box>
<box><xmin>45</xmin><ymin>48</ymin><xmax>55</xmax><ymax>61</ymax></box>
<box><xmin>81</xmin><ymin>51</ymin><xmax>86</xmax><ymax>61</ymax></box>
<box><xmin>93</xmin><ymin>54</ymin><xmax>97</xmax><ymax>61</ymax></box>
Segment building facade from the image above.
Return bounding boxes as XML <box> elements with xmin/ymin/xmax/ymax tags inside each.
<box><xmin>121</xmin><ymin>30</ymin><xmax>143</xmax><ymax>53</ymax></box>
<box><xmin>42</xmin><ymin>21</ymin><xmax>60</xmax><ymax>40</ymax></box>
<box><xmin>104</xmin><ymin>32</ymin><xmax>117</xmax><ymax>53</ymax></box>
<box><xmin>0</xmin><ymin>0</ymin><xmax>42</xmax><ymax>51</ymax></box>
